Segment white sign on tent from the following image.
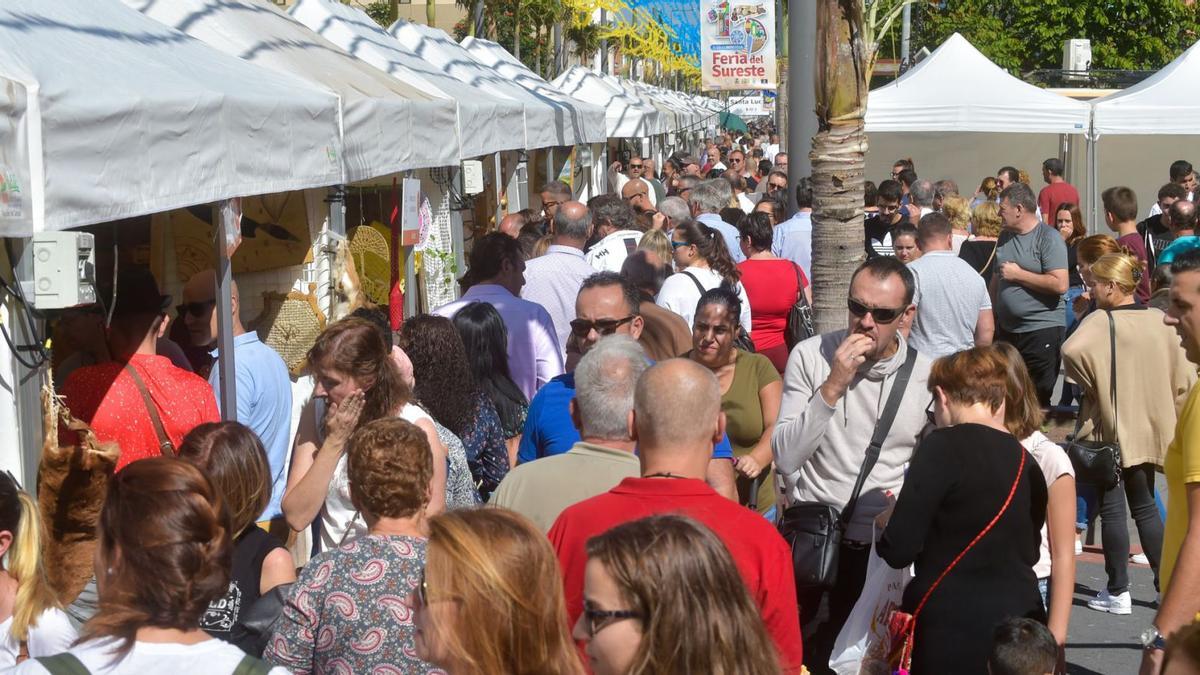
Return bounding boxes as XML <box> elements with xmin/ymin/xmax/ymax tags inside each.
<box><xmin>729</xmin><ymin>94</ymin><xmax>767</xmax><ymax>117</ymax></box>
<box><xmin>700</xmin><ymin>0</ymin><xmax>777</xmax><ymax>91</ymax></box>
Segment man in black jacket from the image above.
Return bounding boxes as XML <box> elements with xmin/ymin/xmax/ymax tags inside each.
<box><xmin>1139</xmin><ymin>182</ymin><xmax>1189</xmax><ymax>268</ymax></box>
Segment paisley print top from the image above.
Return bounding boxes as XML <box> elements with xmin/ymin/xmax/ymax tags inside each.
<box><xmin>264</xmin><ymin>535</ymin><xmax>443</xmax><ymax>675</ymax></box>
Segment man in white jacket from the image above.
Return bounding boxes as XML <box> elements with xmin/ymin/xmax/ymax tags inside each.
<box><xmin>771</xmin><ymin>256</ymin><xmax>934</xmax><ymax>674</ymax></box>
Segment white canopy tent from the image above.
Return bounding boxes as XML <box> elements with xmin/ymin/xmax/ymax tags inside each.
<box><xmin>0</xmin><ymin>0</ymin><xmax>343</xmax><ymax>236</ymax></box>
<box><xmin>1090</xmin><ymin>40</ymin><xmax>1200</xmax><ymax>226</ymax></box>
<box><xmin>600</xmin><ymin>73</ymin><xmax>691</xmax><ymax>133</ymax></box>
<box><xmin>459</xmin><ymin>37</ymin><xmax>607</xmax><ymax>146</ymax></box>
<box><xmin>863</xmin><ymin>33</ymin><xmax>1091</xmax><ymax>208</ymax></box>
<box><xmin>289</xmin><ymin>0</ymin><xmax>525</xmax><ymax>159</ymax></box>
<box><xmin>391</xmin><ymin>21</ymin><xmax>591</xmax><ymax>150</ymax></box>
<box><xmin>553</xmin><ymin>66</ymin><xmax>669</xmax><ymax>138</ymax></box>
<box><xmin>124</xmin><ymin>0</ymin><xmax>459</xmax><ymax>178</ymax></box>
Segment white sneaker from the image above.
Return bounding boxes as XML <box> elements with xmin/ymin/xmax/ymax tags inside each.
<box><xmin>1131</xmin><ymin>553</ymin><xmax>1150</xmax><ymax>565</ymax></box>
<box><xmin>1087</xmin><ymin>590</ymin><xmax>1132</xmax><ymax>615</ymax></box>
<box><xmin>1075</xmin><ymin>539</ymin><xmax>1083</xmax><ymax>555</ymax></box>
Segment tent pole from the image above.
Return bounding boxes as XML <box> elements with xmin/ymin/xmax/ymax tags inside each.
<box><xmin>328</xmin><ymin>185</ymin><xmax>346</xmax><ymax>237</ymax></box>
<box><xmin>495</xmin><ymin>152</ymin><xmax>504</xmax><ymax>221</ymax></box>
<box><xmin>214</xmin><ymin>200</ymin><xmax>238</xmax><ymax>422</ymax></box>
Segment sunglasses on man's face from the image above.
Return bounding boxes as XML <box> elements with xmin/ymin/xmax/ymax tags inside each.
<box><xmin>628</xmin><ymin>163</ymin><xmax>643</xmax><ymax>169</ymax></box>
<box><xmin>177</xmin><ymin>300</ymin><xmax>217</xmax><ymax>318</ymax></box>
<box><xmin>847</xmin><ymin>298</ymin><xmax>905</xmax><ymax>324</ymax></box>
<box><xmin>768</xmin><ymin>182</ymin><xmax>787</xmax><ymax>191</ymax></box>
<box><xmin>570</xmin><ymin>316</ymin><xmax>635</xmax><ymax>338</ymax></box>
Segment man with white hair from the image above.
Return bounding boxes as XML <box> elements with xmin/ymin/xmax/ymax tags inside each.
<box><xmin>657</xmin><ymin>195</ymin><xmax>691</xmax><ymax>230</ymax></box>
<box><xmin>688</xmin><ymin>178</ymin><xmax>745</xmax><ymax>262</ymax></box>
<box><xmin>491</xmin><ymin>335</ymin><xmax>648</xmax><ymax>531</ymax></box>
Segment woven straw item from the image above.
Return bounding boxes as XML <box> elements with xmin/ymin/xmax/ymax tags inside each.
<box><xmin>252</xmin><ymin>284</ymin><xmax>326</xmax><ymax>377</ymax></box>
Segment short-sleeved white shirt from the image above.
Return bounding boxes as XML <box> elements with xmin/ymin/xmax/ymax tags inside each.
<box><xmin>1022</xmin><ymin>431</ymin><xmax>1075</xmax><ymax>579</ymax></box>
<box><xmin>11</xmin><ymin>636</ymin><xmax>289</xmax><ymax>675</ymax></box>
<box><xmin>0</xmin><ymin>608</ymin><xmax>77</xmax><ymax>667</ymax></box>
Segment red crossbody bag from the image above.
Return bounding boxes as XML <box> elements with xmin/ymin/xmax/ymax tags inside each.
<box><xmin>887</xmin><ymin>449</ymin><xmax>1027</xmax><ymax>674</ymax></box>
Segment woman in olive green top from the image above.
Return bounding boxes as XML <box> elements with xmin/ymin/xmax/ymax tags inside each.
<box><xmin>688</xmin><ymin>287</ymin><xmax>783</xmax><ymax>516</ymax></box>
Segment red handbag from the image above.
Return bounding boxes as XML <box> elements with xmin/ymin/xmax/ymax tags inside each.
<box><xmin>887</xmin><ymin>449</ymin><xmax>1027</xmax><ymax>675</ymax></box>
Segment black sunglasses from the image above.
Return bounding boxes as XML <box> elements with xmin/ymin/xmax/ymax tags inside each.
<box><xmin>582</xmin><ymin>606</ymin><xmax>643</xmax><ymax>637</ymax></box>
<box><xmin>926</xmin><ymin>398</ymin><xmax>936</xmax><ymax>426</ymax></box>
<box><xmin>176</xmin><ymin>300</ymin><xmax>217</xmax><ymax>317</ymax></box>
<box><xmin>847</xmin><ymin>298</ymin><xmax>905</xmax><ymax>324</ymax></box>
<box><xmin>570</xmin><ymin>316</ymin><xmax>635</xmax><ymax>338</ymax></box>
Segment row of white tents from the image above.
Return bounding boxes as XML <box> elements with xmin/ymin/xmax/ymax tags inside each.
<box><xmin>864</xmin><ymin>33</ymin><xmax>1200</xmax><ymax>227</ymax></box>
<box><xmin>0</xmin><ymin>0</ymin><xmax>724</xmax><ymax>238</ymax></box>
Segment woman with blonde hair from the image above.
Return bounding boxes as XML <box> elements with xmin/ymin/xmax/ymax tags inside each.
<box><xmin>879</xmin><ymin>346</ymin><xmax>1046</xmax><ymax>674</ymax></box>
<box><xmin>575</xmin><ymin>514</ymin><xmax>779</xmax><ymax>675</ymax></box>
<box><xmin>284</xmin><ymin>317</ymin><xmax>449</xmax><ymax>552</ymax></box>
<box><xmin>636</xmin><ymin>229</ymin><xmax>673</xmax><ymax>270</ymax></box>
<box><xmin>971</xmin><ymin>176</ymin><xmax>1000</xmax><ymax>208</ymax></box>
<box><xmin>414</xmin><ymin>508</ymin><xmax>583</xmax><ymax>675</ymax></box>
<box><xmin>940</xmin><ymin>194</ymin><xmax>972</xmax><ymax>253</ymax></box>
<box><xmin>16</xmin><ymin>459</ymin><xmax>286</xmax><ymax>674</ymax></box>
<box><xmin>996</xmin><ymin>343</ymin><xmax>1075</xmax><ymax>662</ymax></box>
<box><xmin>0</xmin><ymin>473</ymin><xmax>75</xmax><ymax>666</ymax></box>
<box><xmin>959</xmin><ymin>201</ymin><xmax>1003</xmax><ymax>284</ymax></box>
<box><xmin>1063</xmin><ymin>252</ymin><xmax>1197</xmax><ymax>614</ymax></box>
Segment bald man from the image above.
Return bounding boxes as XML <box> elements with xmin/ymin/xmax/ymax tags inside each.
<box><xmin>497</xmin><ymin>212</ymin><xmax>526</xmax><ymax>238</ymax></box>
<box><xmin>548</xmin><ymin>359</ymin><xmax>805</xmax><ymax>673</ymax></box>
<box><xmin>182</xmin><ymin>270</ymin><xmax>292</xmax><ymax>531</ymax></box>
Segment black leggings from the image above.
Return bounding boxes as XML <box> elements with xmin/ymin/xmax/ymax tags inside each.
<box><xmin>1097</xmin><ymin>463</ymin><xmax>1164</xmax><ymax>594</ymax></box>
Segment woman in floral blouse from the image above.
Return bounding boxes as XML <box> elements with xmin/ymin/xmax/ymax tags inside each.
<box><xmin>265</xmin><ymin>418</ymin><xmax>442</xmax><ymax>674</ymax></box>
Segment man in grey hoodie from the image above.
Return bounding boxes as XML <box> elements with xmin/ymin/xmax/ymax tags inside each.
<box><xmin>772</xmin><ymin>256</ymin><xmax>934</xmax><ymax>674</ymax></box>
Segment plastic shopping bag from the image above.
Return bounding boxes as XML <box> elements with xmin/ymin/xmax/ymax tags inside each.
<box><xmin>828</xmin><ymin>538</ymin><xmax>913</xmax><ymax>675</ymax></box>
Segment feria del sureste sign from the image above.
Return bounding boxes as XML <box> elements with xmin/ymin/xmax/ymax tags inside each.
<box><xmin>701</xmin><ymin>0</ymin><xmax>777</xmax><ymax>91</ymax></box>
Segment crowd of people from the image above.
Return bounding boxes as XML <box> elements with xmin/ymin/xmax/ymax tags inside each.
<box><xmin>7</xmin><ymin>128</ymin><xmax>1200</xmax><ymax>675</ymax></box>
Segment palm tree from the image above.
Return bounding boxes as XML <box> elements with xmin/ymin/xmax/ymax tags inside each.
<box><xmin>809</xmin><ymin>0</ymin><xmax>913</xmax><ymax>332</ymax></box>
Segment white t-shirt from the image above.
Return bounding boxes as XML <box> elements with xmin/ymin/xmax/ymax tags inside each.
<box><xmin>319</xmin><ymin>402</ymin><xmax>433</xmax><ymax>552</ymax></box>
<box><xmin>12</xmin><ymin>636</ymin><xmax>289</xmax><ymax>674</ymax></box>
<box><xmin>585</xmin><ymin>230</ymin><xmax>644</xmax><ymax>273</ymax></box>
<box><xmin>655</xmin><ymin>265</ymin><xmax>752</xmax><ymax>334</ymax></box>
<box><xmin>1021</xmin><ymin>431</ymin><xmax>1074</xmax><ymax>579</ymax></box>
<box><xmin>0</xmin><ymin>608</ymin><xmax>77</xmax><ymax>667</ymax></box>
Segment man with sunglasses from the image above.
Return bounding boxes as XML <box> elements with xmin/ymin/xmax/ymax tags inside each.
<box><xmin>607</xmin><ymin>154</ymin><xmax>657</xmax><ymax>208</ymax></box>
<box><xmin>517</xmin><ymin>273</ymin><xmax>736</xmax><ymax>497</ymax></box>
<box><xmin>181</xmin><ymin>269</ymin><xmax>292</xmax><ymax>530</ymax></box>
<box><xmin>539</xmin><ymin>180</ymin><xmax>572</xmax><ymax>222</ymax></box>
<box><xmin>728</xmin><ymin>150</ymin><xmax>757</xmax><ymax>190</ymax></box>
<box><xmin>772</xmin><ymin>257</ymin><xmax>933</xmax><ymax>672</ymax></box>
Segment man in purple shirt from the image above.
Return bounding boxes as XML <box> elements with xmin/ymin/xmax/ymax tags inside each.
<box><xmin>521</xmin><ymin>201</ymin><xmax>595</xmax><ymax>358</ymax></box>
<box><xmin>434</xmin><ymin>233</ymin><xmax>563</xmax><ymax>400</ymax></box>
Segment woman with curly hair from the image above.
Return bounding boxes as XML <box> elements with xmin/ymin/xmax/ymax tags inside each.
<box><xmin>575</xmin><ymin>514</ymin><xmax>779</xmax><ymax>675</ymax></box>
<box><xmin>400</xmin><ymin>315</ymin><xmax>510</xmax><ymax>500</ymax></box>
<box><xmin>453</xmin><ymin>303</ymin><xmax>529</xmax><ymax>467</ymax></box>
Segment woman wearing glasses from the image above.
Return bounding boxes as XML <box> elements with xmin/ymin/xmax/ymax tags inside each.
<box><xmin>266</xmin><ymin>418</ymin><xmax>440</xmax><ymax>674</ymax></box>
<box><xmin>574</xmin><ymin>514</ymin><xmax>779</xmax><ymax>675</ymax></box>
<box><xmin>658</xmin><ymin>219</ymin><xmax>751</xmax><ymax>334</ymax></box>
<box><xmin>414</xmin><ymin>508</ymin><xmax>582</xmax><ymax>675</ymax></box>
<box><xmin>688</xmin><ymin>288</ymin><xmax>782</xmax><ymax>517</ymax></box>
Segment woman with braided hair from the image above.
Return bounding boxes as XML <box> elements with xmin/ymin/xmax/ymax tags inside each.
<box><xmin>14</xmin><ymin>458</ymin><xmax>286</xmax><ymax>674</ymax></box>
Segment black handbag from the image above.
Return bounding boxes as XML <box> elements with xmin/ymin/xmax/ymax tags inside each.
<box><xmin>784</xmin><ymin>264</ymin><xmax>816</xmax><ymax>350</ymax></box>
<box><xmin>231</xmin><ymin>581</ymin><xmax>294</xmax><ymax>657</ymax></box>
<box><xmin>1065</xmin><ymin>311</ymin><xmax>1123</xmax><ymax>490</ymax></box>
<box><xmin>682</xmin><ymin>271</ymin><xmax>755</xmax><ymax>352</ymax></box>
<box><xmin>777</xmin><ymin>346</ymin><xmax>918</xmax><ymax>589</ymax></box>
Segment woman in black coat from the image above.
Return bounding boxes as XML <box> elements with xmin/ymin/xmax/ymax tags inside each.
<box><xmin>878</xmin><ymin>346</ymin><xmax>1048</xmax><ymax>675</ymax></box>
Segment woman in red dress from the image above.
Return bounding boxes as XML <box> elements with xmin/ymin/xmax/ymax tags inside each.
<box><xmin>736</xmin><ymin>212</ymin><xmax>811</xmax><ymax>373</ymax></box>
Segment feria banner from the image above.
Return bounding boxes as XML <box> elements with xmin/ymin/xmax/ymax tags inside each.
<box><xmin>700</xmin><ymin>0</ymin><xmax>777</xmax><ymax>91</ymax></box>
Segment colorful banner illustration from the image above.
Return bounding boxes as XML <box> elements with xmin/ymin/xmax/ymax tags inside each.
<box><xmin>700</xmin><ymin>0</ymin><xmax>777</xmax><ymax>91</ymax></box>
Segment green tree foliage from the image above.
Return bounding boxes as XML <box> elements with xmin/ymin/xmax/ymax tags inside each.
<box><xmin>915</xmin><ymin>0</ymin><xmax>1200</xmax><ymax>72</ymax></box>
<box><xmin>363</xmin><ymin>1</ymin><xmax>395</xmax><ymax>27</ymax></box>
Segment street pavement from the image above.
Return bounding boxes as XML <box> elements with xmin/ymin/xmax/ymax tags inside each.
<box><xmin>1067</xmin><ymin>543</ymin><xmax>1156</xmax><ymax>674</ymax></box>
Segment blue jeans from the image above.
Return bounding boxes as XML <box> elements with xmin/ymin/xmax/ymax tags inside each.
<box><xmin>1065</xmin><ymin>285</ymin><xmax>1086</xmax><ymax>334</ymax></box>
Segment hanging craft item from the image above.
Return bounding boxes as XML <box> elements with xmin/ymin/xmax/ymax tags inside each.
<box><xmin>251</xmin><ymin>283</ymin><xmax>327</xmax><ymax>377</ymax></box>
<box><xmin>389</xmin><ymin>177</ymin><xmax>404</xmax><ymax>332</ymax></box>
<box><xmin>348</xmin><ymin>221</ymin><xmax>391</xmax><ymax>306</ymax></box>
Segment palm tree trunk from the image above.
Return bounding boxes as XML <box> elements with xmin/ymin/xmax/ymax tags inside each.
<box><xmin>810</xmin><ymin>0</ymin><xmax>869</xmax><ymax>334</ymax></box>
<box><xmin>426</xmin><ymin>0</ymin><xmax>435</xmax><ymax>26</ymax></box>
<box><xmin>513</xmin><ymin>0</ymin><xmax>522</xmax><ymax>60</ymax></box>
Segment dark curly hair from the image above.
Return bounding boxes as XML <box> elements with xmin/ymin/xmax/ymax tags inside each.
<box><xmin>347</xmin><ymin>418</ymin><xmax>433</xmax><ymax>519</ymax></box>
<box><xmin>398</xmin><ymin>314</ymin><xmax>478</xmax><ymax>437</ymax></box>
<box><xmin>85</xmin><ymin>458</ymin><xmax>232</xmax><ymax>660</ymax></box>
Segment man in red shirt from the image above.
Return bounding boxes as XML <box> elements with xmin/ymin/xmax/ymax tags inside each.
<box><xmin>60</xmin><ymin>268</ymin><xmax>219</xmax><ymax>470</ymax></box>
<box><xmin>548</xmin><ymin>359</ymin><xmax>803</xmax><ymax>673</ymax></box>
<box><xmin>1037</xmin><ymin>157</ymin><xmax>1080</xmax><ymax>219</ymax></box>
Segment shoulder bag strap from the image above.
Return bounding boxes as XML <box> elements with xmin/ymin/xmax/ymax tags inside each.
<box><xmin>681</xmin><ymin>270</ymin><xmax>707</xmax><ymax>296</ymax></box>
<box><xmin>123</xmin><ymin>363</ymin><xmax>176</xmax><ymax>457</ymax></box>
<box><xmin>980</xmin><ymin>243</ymin><xmax>997</xmax><ymax>277</ymax></box>
<box><xmin>232</xmin><ymin>654</ymin><xmax>274</xmax><ymax>675</ymax></box>
<box><xmin>912</xmin><ymin>448</ymin><xmax>1027</xmax><ymax>619</ymax></box>
<box><xmin>838</xmin><ymin>346</ymin><xmax>918</xmax><ymax>530</ymax></box>
<box><xmin>1107</xmin><ymin>310</ymin><xmax>1118</xmax><ymax>443</ymax></box>
<box><xmin>35</xmin><ymin>653</ymin><xmax>92</xmax><ymax>675</ymax></box>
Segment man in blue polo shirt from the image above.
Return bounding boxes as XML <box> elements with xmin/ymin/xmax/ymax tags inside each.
<box><xmin>518</xmin><ymin>272</ymin><xmax>737</xmax><ymax>499</ymax></box>
<box><xmin>183</xmin><ymin>270</ymin><xmax>292</xmax><ymax>533</ymax></box>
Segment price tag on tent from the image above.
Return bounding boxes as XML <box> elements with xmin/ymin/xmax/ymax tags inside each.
<box><xmin>401</xmin><ymin>178</ymin><xmax>421</xmax><ymax>247</ymax></box>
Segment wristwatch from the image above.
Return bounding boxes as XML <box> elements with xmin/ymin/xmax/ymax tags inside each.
<box><xmin>1141</xmin><ymin>626</ymin><xmax>1167</xmax><ymax>651</ymax></box>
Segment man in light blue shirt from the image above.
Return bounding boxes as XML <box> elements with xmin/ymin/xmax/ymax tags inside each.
<box><xmin>688</xmin><ymin>178</ymin><xmax>745</xmax><ymax>262</ymax></box>
<box><xmin>522</xmin><ymin>201</ymin><xmax>595</xmax><ymax>358</ymax></box>
<box><xmin>182</xmin><ymin>270</ymin><xmax>293</xmax><ymax>526</ymax></box>
<box><xmin>773</xmin><ymin>176</ymin><xmax>813</xmax><ymax>279</ymax></box>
